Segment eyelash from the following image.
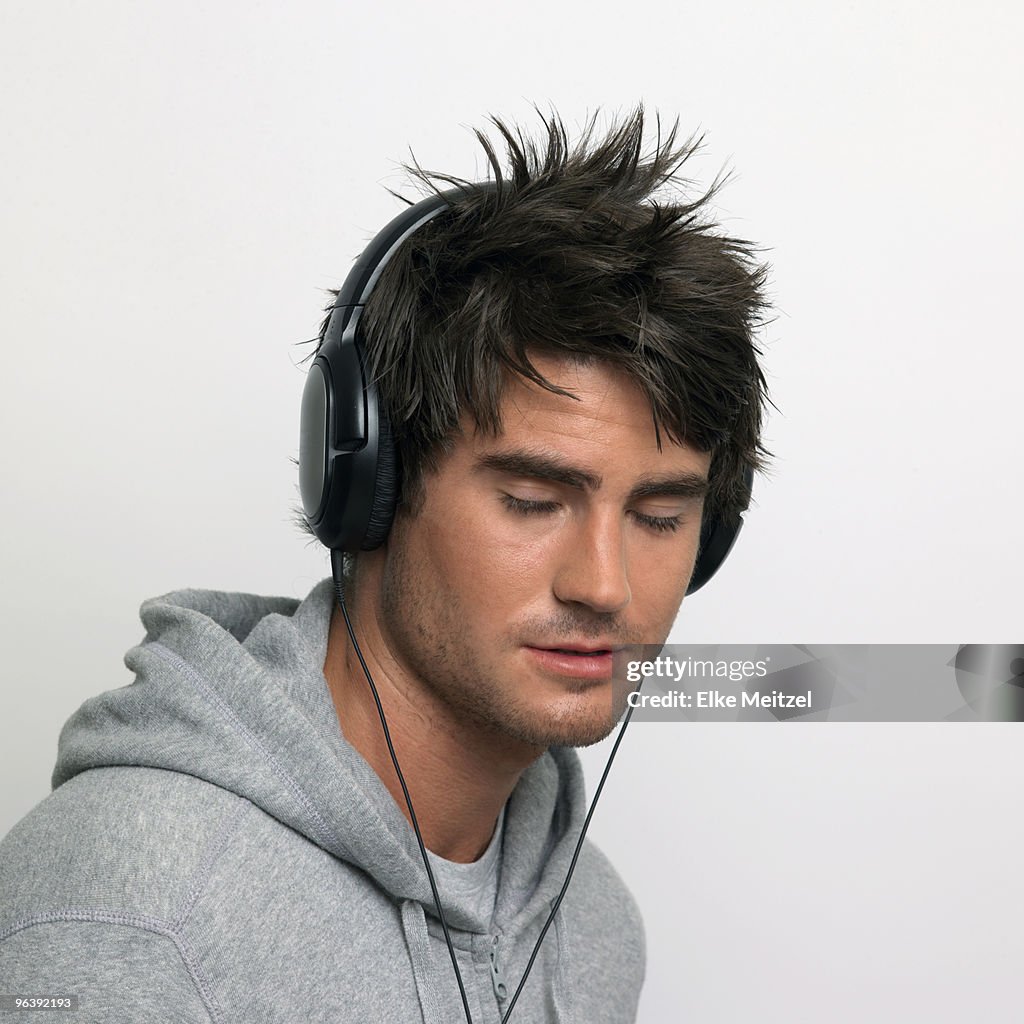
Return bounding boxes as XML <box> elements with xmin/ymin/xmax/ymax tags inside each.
<box><xmin>501</xmin><ymin>495</ymin><xmax>683</xmax><ymax>533</ymax></box>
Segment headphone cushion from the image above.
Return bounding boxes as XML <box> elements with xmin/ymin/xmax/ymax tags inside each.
<box><xmin>363</xmin><ymin>409</ymin><xmax>398</xmax><ymax>550</ymax></box>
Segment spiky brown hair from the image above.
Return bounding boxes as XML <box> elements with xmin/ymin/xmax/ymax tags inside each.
<box><xmin>294</xmin><ymin>105</ymin><xmax>772</xmax><ymax>546</ymax></box>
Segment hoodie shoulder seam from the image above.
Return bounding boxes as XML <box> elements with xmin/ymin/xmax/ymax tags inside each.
<box><xmin>170</xmin><ymin>794</ymin><xmax>251</xmax><ymax>932</ymax></box>
<box><xmin>0</xmin><ymin>910</ymin><xmax>222</xmax><ymax>1023</ymax></box>
<box><xmin>148</xmin><ymin>640</ymin><xmax>335</xmax><ymax>849</ymax></box>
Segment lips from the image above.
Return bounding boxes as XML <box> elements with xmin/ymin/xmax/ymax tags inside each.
<box><xmin>523</xmin><ymin>643</ymin><xmax>623</xmax><ymax>681</ymax></box>
<box><xmin>531</xmin><ymin>643</ymin><xmax>624</xmax><ymax>655</ymax></box>
<box><xmin>544</xmin><ymin>648</ymin><xmax>610</xmax><ymax>655</ymax></box>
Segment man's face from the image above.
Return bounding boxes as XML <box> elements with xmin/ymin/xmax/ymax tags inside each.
<box><xmin>377</xmin><ymin>352</ymin><xmax>712</xmax><ymax>750</ymax></box>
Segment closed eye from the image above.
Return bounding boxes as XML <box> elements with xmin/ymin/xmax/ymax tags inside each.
<box><xmin>501</xmin><ymin>494</ymin><xmax>560</xmax><ymax>516</ymax></box>
<box><xmin>630</xmin><ymin>511</ymin><xmax>683</xmax><ymax>533</ymax></box>
<box><xmin>501</xmin><ymin>494</ymin><xmax>684</xmax><ymax>533</ymax></box>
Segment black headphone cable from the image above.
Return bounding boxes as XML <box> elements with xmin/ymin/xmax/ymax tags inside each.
<box><xmin>330</xmin><ymin>547</ymin><xmax>641</xmax><ymax>1024</ymax></box>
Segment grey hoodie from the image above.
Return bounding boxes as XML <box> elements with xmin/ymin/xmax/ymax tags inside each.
<box><xmin>0</xmin><ymin>578</ymin><xmax>645</xmax><ymax>1023</ymax></box>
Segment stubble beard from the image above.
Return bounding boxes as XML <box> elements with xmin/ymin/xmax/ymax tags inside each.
<box><xmin>378</xmin><ymin>538</ymin><xmax>620</xmax><ymax>751</ymax></box>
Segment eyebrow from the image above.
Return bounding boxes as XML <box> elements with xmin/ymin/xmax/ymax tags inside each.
<box><xmin>474</xmin><ymin>450</ymin><xmax>709</xmax><ymax>501</ymax></box>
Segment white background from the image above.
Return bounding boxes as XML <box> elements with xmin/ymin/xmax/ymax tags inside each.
<box><xmin>2</xmin><ymin>2</ymin><xmax>1022</xmax><ymax>1020</ymax></box>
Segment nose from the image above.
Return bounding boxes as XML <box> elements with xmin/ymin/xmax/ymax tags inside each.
<box><xmin>552</xmin><ymin>507</ymin><xmax>632</xmax><ymax>614</ymax></box>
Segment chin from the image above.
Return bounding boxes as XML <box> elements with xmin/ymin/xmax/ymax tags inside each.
<box><xmin>550</xmin><ymin>720</ymin><xmax>620</xmax><ymax>749</ymax></box>
<box><xmin>502</xmin><ymin>697</ymin><xmax>621</xmax><ymax>750</ymax></box>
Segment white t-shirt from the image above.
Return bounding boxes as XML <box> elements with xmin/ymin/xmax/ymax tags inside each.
<box><xmin>425</xmin><ymin>805</ymin><xmax>506</xmax><ymax>928</ymax></box>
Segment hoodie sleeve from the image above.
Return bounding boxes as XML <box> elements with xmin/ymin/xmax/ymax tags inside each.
<box><xmin>0</xmin><ymin>920</ymin><xmax>215</xmax><ymax>1024</ymax></box>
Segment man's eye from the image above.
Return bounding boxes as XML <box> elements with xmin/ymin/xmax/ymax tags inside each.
<box><xmin>502</xmin><ymin>494</ymin><xmax>560</xmax><ymax>515</ymax></box>
<box><xmin>503</xmin><ymin>494</ymin><xmax>685</xmax><ymax>533</ymax></box>
<box><xmin>630</xmin><ymin>511</ymin><xmax>683</xmax><ymax>533</ymax></box>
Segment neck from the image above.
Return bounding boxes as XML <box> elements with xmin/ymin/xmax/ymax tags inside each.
<box><xmin>323</xmin><ymin>584</ymin><xmax>543</xmax><ymax>863</ymax></box>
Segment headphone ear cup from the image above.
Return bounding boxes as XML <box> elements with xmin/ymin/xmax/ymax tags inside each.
<box><xmin>687</xmin><ymin>514</ymin><xmax>740</xmax><ymax>596</ymax></box>
<box><xmin>362</xmin><ymin>408</ymin><xmax>398</xmax><ymax>550</ymax></box>
<box><xmin>686</xmin><ymin>465</ymin><xmax>754</xmax><ymax>595</ymax></box>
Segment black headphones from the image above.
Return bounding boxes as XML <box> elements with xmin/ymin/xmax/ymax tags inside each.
<box><xmin>299</xmin><ymin>186</ymin><xmax>752</xmax><ymax>595</ymax></box>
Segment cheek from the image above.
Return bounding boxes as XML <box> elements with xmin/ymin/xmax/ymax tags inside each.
<box><xmin>628</xmin><ymin>538</ymin><xmax>699</xmax><ymax>624</ymax></box>
<box><xmin>417</xmin><ymin>500</ymin><xmax>555</xmax><ymax>618</ymax></box>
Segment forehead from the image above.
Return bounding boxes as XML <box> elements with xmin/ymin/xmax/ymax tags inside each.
<box><xmin>461</xmin><ymin>352</ymin><xmax>710</xmax><ymax>476</ymax></box>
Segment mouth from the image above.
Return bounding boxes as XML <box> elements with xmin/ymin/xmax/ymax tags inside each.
<box><xmin>534</xmin><ymin>648</ymin><xmax>614</xmax><ymax>658</ymax></box>
<box><xmin>529</xmin><ymin>642</ymin><xmax>624</xmax><ymax>655</ymax></box>
<box><xmin>523</xmin><ymin>644</ymin><xmax>623</xmax><ymax>680</ymax></box>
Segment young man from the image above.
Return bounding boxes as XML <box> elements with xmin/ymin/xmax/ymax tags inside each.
<box><xmin>0</xmin><ymin>109</ymin><xmax>770</xmax><ymax>1023</ymax></box>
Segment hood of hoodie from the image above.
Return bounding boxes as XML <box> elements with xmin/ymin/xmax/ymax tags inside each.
<box><xmin>51</xmin><ymin>577</ymin><xmax>588</xmax><ymax>938</ymax></box>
